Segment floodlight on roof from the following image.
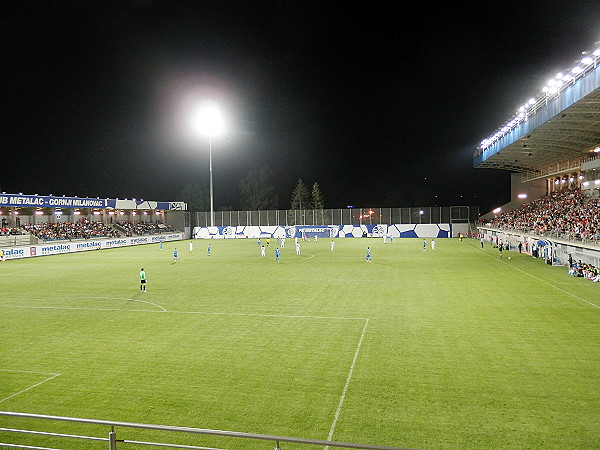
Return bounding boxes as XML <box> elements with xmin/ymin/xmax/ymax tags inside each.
<box><xmin>478</xmin><ymin>41</ymin><xmax>600</xmax><ymax>150</ymax></box>
<box><xmin>571</xmin><ymin>65</ymin><xmax>584</xmax><ymax>74</ymax></box>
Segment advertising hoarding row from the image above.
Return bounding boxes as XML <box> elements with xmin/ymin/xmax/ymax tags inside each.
<box><xmin>1</xmin><ymin>233</ymin><xmax>183</xmax><ymax>260</ymax></box>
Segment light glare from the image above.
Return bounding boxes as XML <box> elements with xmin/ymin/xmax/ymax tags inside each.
<box><xmin>191</xmin><ymin>103</ymin><xmax>225</xmax><ymax>136</ymax></box>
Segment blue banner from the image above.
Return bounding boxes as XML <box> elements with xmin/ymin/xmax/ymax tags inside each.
<box><xmin>0</xmin><ymin>194</ymin><xmax>186</xmax><ymax>210</ymax></box>
<box><xmin>0</xmin><ymin>194</ymin><xmax>108</xmax><ymax>208</ymax></box>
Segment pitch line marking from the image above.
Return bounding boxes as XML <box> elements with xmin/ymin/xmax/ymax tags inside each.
<box><xmin>3</xmin><ymin>296</ymin><xmax>168</xmax><ymax>312</ymax></box>
<box><xmin>0</xmin><ymin>372</ymin><xmax>61</xmax><ymax>404</ymax></box>
<box><xmin>1</xmin><ymin>307</ymin><xmax>370</xmax><ymax>442</ymax></box>
<box><xmin>473</xmin><ymin>244</ymin><xmax>600</xmax><ymax>310</ymax></box>
<box><xmin>0</xmin><ymin>304</ymin><xmax>366</xmax><ymax>321</ymax></box>
<box><xmin>501</xmin><ymin>262</ymin><xmax>600</xmax><ymax>309</ymax></box>
<box><xmin>91</xmin><ymin>296</ymin><xmax>168</xmax><ymax>312</ymax></box>
<box><xmin>327</xmin><ymin>318</ymin><xmax>369</xmax><ymax>444</ymax></box>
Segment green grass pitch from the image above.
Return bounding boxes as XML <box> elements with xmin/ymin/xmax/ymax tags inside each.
<box><xmin>0</xmin><ymin>237</ymin><xmax>599</xmax><ymax>449</ymax></box>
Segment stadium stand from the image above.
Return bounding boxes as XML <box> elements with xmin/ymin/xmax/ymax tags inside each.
<box><xmin>116</xmin><ymin>220</ymin><xmax>177</xmax><ymax>236</ymax></box>
<box><xmin>0</xmin><ymin>227</ymin><xmax>27</xmax><ymax>236</ymax></box>
<box><xmin>22</xmin><ymin>220</ymin><xmax>121</xmax><ymax>241</ymax></box>
<box><xmin>14</xmin><ymin>220</ymin><xmax>178</xmax><ymax>242</ymax></box>
<box><xmin>475</xmin><ymin>41</ymin><xmax>600</xmax><ymax>269</ymax></box>
<box><xmin>487</xmin><ymin>188</ymin><xmax>600</xmax><ymax>242</ymax></box>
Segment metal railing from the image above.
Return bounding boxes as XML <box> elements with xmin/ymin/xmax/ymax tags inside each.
<box><xmin>0</xmin><ymin>411</ymin><xmax>417</xmax><ymax>450</ymax></box>
<box><xmin>478</xmin><ymin>224</ymin><xmax>600</xmax><ymax>248</ymax></box>
<box><xmin>192</xmin><ymin>206</ymin><xmax>478</xmax><ymax>228</ymax></box>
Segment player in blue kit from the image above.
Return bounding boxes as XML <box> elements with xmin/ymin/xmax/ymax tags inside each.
<box><xmin>275</xmin><ymin>247</ymin><xmax>280</xmax><ymax>262</ymax></box>
<box><xmin>366</xmin><ymin>247</ymin><xmax>371</xmax><ymax>262</ymax></box>
<box><xmin>173</xmin><ymin>248</ymin><xmax>178</xmax><ymax>262</ymax></box>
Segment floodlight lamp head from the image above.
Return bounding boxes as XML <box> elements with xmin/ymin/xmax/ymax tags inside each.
<box><xmin>191</xmin><ymin>103</ymin><xmax>225</xmax><ymax>137</ymax></box>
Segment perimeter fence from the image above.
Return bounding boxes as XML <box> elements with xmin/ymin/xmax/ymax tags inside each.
<box><xmin>0</xmin><ymin>411</ymin><xmax>416</xmax><ymax>450</ymax></box>
<box><xmin>192</xmin><ymin>206</ymin><xmax>479</xmax><ymax>228</ymax></box>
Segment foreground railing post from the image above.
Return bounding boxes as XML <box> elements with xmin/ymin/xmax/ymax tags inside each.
<box><xmin>108</xmin><ymin>426</ymin><xmax>117</xmax><ymax>450</ymax></box>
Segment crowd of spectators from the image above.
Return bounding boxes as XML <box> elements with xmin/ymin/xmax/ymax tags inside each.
<box><xmin>0</xmin><ymin>227</ymin><xmax>27</xmax><ymax>236</ymax></box>
<box><xmin>1</xmin><ymin>218</ymin><xmax>178</xmax><ymax>242</ymax></box>
<box><xmin>22</xmin><ymin>219</ymin><xmax>120</xmax><ymax>241</ymax></box>
<box><xmin>488</xmin><ymin>189</ymin><xmax>600</xmax><ymax>242</ymax></box>
<box><xmin>117</xmin><ymin>221</ymin><xmax>177</xmax><ymax>236</ymax></box>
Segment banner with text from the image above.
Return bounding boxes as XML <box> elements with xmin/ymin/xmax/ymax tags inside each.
<box><xmin>0</xmin><ymin>233</ymin><xmax>183</xmax><ymax>260</ymax></box>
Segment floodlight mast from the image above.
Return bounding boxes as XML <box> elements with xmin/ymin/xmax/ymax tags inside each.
<box><xmin>192</xmin><ymin>103</ymin><xmax>224</xmax><ymax>228</ymax></box>
<box><xmin>209</xmin><ymin>137</ymin><xmax>214</xmax><ymax>227</ymax></box>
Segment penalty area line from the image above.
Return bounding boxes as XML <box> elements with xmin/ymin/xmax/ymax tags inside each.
<box><xmin>0</xmin><ymin>373</ymin><xmax>61</xmax><ymax>404</ymax></box>
<box><xmin>326</xmin><ymin>318</ymin><xmax>369</xmax><ymax>444</ymax></box>
<box><xmin>0</xmin><ymin>304</ymin><xmax>367</xmax><ymax>321</ymax></box>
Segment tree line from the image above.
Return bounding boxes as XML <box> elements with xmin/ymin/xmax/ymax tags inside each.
<box><xmin>180</xmin><ymin>166</ymin><xmax>325</xmax><ymax>212</ymax></box>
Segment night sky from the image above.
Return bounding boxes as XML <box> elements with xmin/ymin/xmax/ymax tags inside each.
<box><xmin>4</xmin><ymin>1</ymin><xmax>600</xmax><ymax>212</ymax></box>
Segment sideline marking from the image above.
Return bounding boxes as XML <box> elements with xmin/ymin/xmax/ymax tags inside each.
<box><xmin>473</xmin><ymin>243</ymin><xmax>600</xmax><ymax>310</ymax></box>
<box><xmin>0</xmin><ymin>371</ymin><xmax>61</xmax><ymax>404</ymax></box>
<box><xmin>326</xmin><ymin>318</ymin><xmax>369</xmax><ymax>444</ymax></box>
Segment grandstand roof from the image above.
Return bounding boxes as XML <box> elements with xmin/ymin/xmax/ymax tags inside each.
<box><xmin>474</xmin><ymin>55</ymin><xmax>600</xmax><ymax>178</ymax></box>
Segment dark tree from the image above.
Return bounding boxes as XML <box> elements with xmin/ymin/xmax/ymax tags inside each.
<box><xmin>180</xmin><ymin>184</ymin><xmax>209</xmax><ymax>212</ymax></box>
<box><xmin>290</xmin><ymin>178</ymin><xmax>310</xmax><ymax>210</ymax></box>
<box><xmin>240</xmin><ymin>166</ymin><xmax>278</xmax><ymax>210</ymax></box>
<box><xmin>311</xmin><ymin>182</ymin><xmax>325</xmax><ymax>209</ymax></box>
